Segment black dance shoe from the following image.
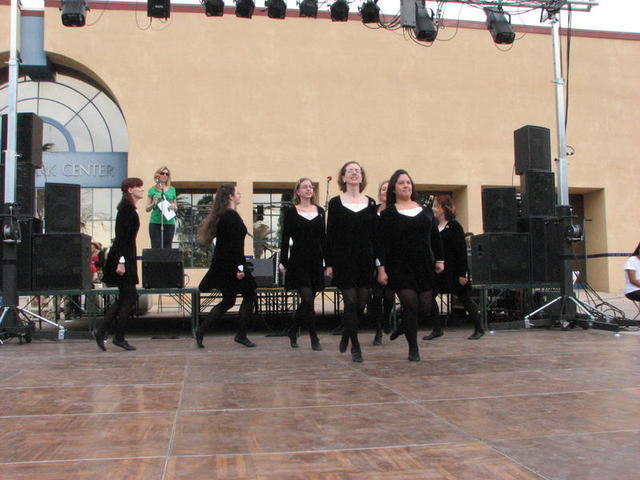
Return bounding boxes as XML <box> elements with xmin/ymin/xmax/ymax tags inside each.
<box><xmin>288</xmin><ymin>331</ymin><xmax>299</xmax><ymax>348</ymax></box>
<box><xmin>92</xmin><ymin>329</ymin><xmax>106</xmax><ymax>352</ymax></box>
<box><xmin>234</xmin><ymin>335</ymin><xmax>256</xmax><ymax>348</ymax></box>
<box><xmin>373</xmin><ymin>331</ymin><xmax>382</xmax><ymax>346</ymax></box>
<box><xmin>468</xmin><ymin>329</ymin><xmax>485</xmax><ymax>340</ymax></box>
<box><xmin>422</xmin><ymin>330</ymin><xmax>443</xmax><ymax>341</ymax></box>
<box><xmin>311</xmin><ymin>337</ymin><xmax>323</xmax><ymax>351</ymax></box>
<box><xmin>338</xmin><ymin>335</ymin><xmax>349</xmax><ymax>353</ymax></box>
<box><xmin>195</xmin><ymin>331</ymin><xmax>204</xmax><ymax>349</ymax></box>
<box><xmin>112</xmin><ymin>339</ymin><xmax>136</xmax><ymax>351</ymax></box>
<box><xmin>408</xmin><ymin>347</ymin><xmax>421</xmax><ymax>362</ymax></box>
<box><xmin>390</xmin><ymin>329</ymin><xmax>403</xmax><ymax>341</ymax></box>
<box><xmin>351</xmin><ymin>347</ymin><xmax>363</xmax><ymax>363</ymax></box>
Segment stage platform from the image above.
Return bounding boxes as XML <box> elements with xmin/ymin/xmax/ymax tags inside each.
<box><xmin>0</xmin><ymin>327</ymin><xmax>639</xmax><ymax>479</ymax></box>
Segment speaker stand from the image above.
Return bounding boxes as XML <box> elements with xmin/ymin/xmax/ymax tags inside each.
<box><xmin>0</xmin><ymin>305</ymin><xmax>67</xmax><ymax>342</ymax></box>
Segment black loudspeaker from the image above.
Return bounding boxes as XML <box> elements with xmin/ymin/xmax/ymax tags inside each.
<box><xmin>0</xmin><ymin>217</ymin><xmax>43</xmax><ymax>290</ymax></box>
<box><xmin>520</xmin><ymin>170</ymin><xmax>556</xmax><ymax>216</ymax></box>
<box><xmin>517</xmin><ymin>216</ymin><xmax>562</xmax><ymax>283</ymax></box>
<box><xmin>481</xmin><ymin>187</ymin><xmax>517</xmax><ymax>233</ymax></box>
<box><xmin>0</xmin><ymin>163</ymin><xmax>36</xmax><ymax>216</ymax></box>
<box><xmin>248</xmin><ymin>258</ymin><xmax>275</xmax><ymax>288</ymax></box>
<box><xmin>142</xmin><ymin>248</ymin><xmax>184</xmax><ymax>288</ymax></box>
<box><xmin>514</xmin><ymin>125</ymin><xmax>551</xmax><ymax>174</ymax></box>
<box><xmin>1</xmin><ymin>113</ymin><xmax>43</xmax><ymax>168</ymax></box>
<box><xmin>32</xmin><ymin>233</ymin><xmax>92</xmax><ymax>290</ymax></box>
<box><xmin>471</xmin><ymin>233</ymin><xmax>530</xmax><ymax>284</ymax></box>
<box><xmin>44</xmin><ymin>182</ymin><xmax>81</xmax><ymax>232</ymax></box>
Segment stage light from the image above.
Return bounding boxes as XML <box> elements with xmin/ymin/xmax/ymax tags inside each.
<box><xmin>359</xmin><ymin>0</ymin><xmax>379</xmax><ymax>24</ymax></box>
<box><xmin>415</xmin><ymin>2</ymin><xmax>437</xmax><ymax>41</ymax></box>
<box><xmin>484</xmin><ymin>7</ymin><xmax>515</xmax><ymax>44</ymax></box>
<box><xmin>235</xmin><ymin>0</ymin><xmax>255</xmax><ymax>18</ymax></box>
<box><xmin>148</xmin><ymin>0</ymin><xmax>171</xmax><ymax>18</ymax></box>
<box><xmin>298</xmin><ymin>0</ymin><xmax>318</xmax><ymax>17</ymax></box>
<box><xmin>60</xmin><ymin>0</ymin><xmax>87</xmax><ymax>27</ymax></box>
<box><xmin>204</xmin><ymin>0</ymin><xmax>225</xmax><ymax>16</ymax></box>
<box><xmin>266</xmin><ymin>0</ymin><xmax>287</xmax><ymax>18</ymax></box>
<box><xmin>330</xmin><ymin>0</ymin><xmax>349</xmax><ymax>21</ymax></box>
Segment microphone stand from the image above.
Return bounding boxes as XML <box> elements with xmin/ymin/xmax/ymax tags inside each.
<box><xmin>324</xmin><ymin>177</ymin><xmax>331</xmax><ymax>211</ymax></box>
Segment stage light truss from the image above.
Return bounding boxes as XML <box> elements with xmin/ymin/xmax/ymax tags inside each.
<box><xmin>432</xmin><ymin>1</ymin><xmax>597</xmax><ymax>13</ymax></box>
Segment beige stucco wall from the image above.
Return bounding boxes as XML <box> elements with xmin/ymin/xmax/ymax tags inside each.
<box><xmin>2</xmin><ymin>6</ymin><xmax>638</xmax><ymax>291</ymax></box>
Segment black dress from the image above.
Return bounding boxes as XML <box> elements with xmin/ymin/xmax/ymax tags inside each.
<box><xmin>377</xmin><ymin>205</ymin><xmax>444</xmax><ymax>292</ymax></box>
<box><xmin>102</xmin><ymin>202</ymin><xmax>139</xmax><ymax>287</ymax></box>
<box><xmin>434</xmin><ymin>219</ymin><xmax>469</xmax><ymax>295</ymax></box>
<box><xmin>279</xmin><ymin>206</ymin><xmax>326</xmax><ymax>293</ymax></box>
<box><xmin>325</xmin><ymin>196</ymin><xmax>377</xmax><ymax>289</ymax></box>
<box><xmin>199</xmin><ymin>209</ymin><xmax>256</xmax><ymax>295</ymax></box>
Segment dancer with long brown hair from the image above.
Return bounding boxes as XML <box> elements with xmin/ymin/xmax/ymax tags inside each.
<box><xmin>196</xmin><ymin>184</ymin><xmax>257</xmax><ymax>349</ymax></box>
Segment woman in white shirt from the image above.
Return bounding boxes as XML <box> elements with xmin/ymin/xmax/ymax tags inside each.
<box><xmin>624</xmin><ymin>242</ymin><xmax>640</xmax><ymax>302</ymax></box>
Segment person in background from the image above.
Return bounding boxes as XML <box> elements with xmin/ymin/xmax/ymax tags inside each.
<box><xmin>624</xmin><ymin>242</ymin><xmax>640</xmax><ymax>302</ymax></box>
<box><xmin>423</xmin><ymin>194</ymin><xmax>484</xmax><ymax>341</ymax></box>
<box><xmin>279</xmin><ymin>178</ymin><xmax>325</xmax><ymax>351</ymax></box>
<box><xmin>145</xmin><ymin>166</ymin><xmax>177</xmax><ymax>248</ymax></box>
<box><xmin>370</xmin><ymin>180</ymin><xmax>395</xmax><ymax>345</ymax></box>
<box><xmin>196</xmin><ymin>184</ymin><xmax>257</xmax><ymax>349</ymax></box>
<box><xmin>94</xmin><ymin>177</ymin><xmax>144</xmax><ymax>351</ymax></box>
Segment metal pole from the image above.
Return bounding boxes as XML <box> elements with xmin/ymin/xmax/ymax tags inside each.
<box><xmin>550</xmin><ymin>12</ymin><xmax>569</xmax><ymax>206</ymax></box>
<box><xmin>2</xmin><ymin>0</ymin><xmax>21</xmax><ymax>327</ymax></box>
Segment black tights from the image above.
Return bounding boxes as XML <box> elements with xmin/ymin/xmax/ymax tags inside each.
<box><xmin>341</xmin><ymin>287</ymin><xmax>369</xmax><ymax>350</ymax></box>
<box><xmin>197</xmin><ymin>288</ymin><xmax>255</xmax><ymax>338</ymax></box>
<box><xmin>432</xmin><ymin>289</ymin><xmax>482</xmax><ymax>333</ymax></box>
<box><xmin>370</xmin><ymin>284</ymin><xmax>395</xmax><ymax>334</ymax></box>
<box><xmin>97</xmin><ymin>283</ymin><xmax>137</xmax><ymax>342</ymax></box>
<box><xmin>289</xmin><ymin>287</ymin><xmax>318</xmax><ymax>339</ymax></box>
<box><xmin>396</xmin><ymin>289</ymin><xmax>433</xmax><ymax>352</ymax></box>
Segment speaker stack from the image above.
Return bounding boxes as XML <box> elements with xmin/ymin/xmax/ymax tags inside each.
<box><xmin>1</xmin><ymin>113</ymin><xmax>45</xmax><ymax>291</ymax></box>
<box><xmin>30</xmin><ymin>182</ymin><xmax>92</xmax><ymax>290</ymax></box>
<box><xmin>472</xmin><ymin>125</ymin><xmax>561</xmax><ymax>284</ymax></box>
<box><xmin>142</xmin><ymin>248</ymin><xmax>185</xmax><ymax>289</ymax></box>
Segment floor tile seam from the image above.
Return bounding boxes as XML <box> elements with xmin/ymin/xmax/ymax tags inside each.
<box><xmin>0</xmin><ymin>455</ymin><xmax>166</xmax><ymax>466</ymax></box>
<box><xmin>168</xmin><ymin>440</ymin><xmax>478</xmax><ymax>458</ymax></box>
<box><xmin>414</xmin><ymin>386</ymin><xmax>640</xmax><ymax>403</ymax></box>
<box><xmin>0</xmin><ymin>382</ymin><xmax>183</xmax><ymax>391</ymax></box>
<box><xmin>161</xmin><ymin>362</ymin><xmax>189</xmax><ymax>480</ymax></box>
<box><xmin>485</xmin><ymin>427</ymin><xmax>640</xmax><ymax>443</ymax></box>
<box><xmin>0</xmin><ymin>410</ymin><xmax>178</xmax><ymax>419</ymax></box>
<box><xmin>484</xmin><ymin>443</ymin><xmax>555</xmax><ymax>480</ymax></box>
<box><xmin>177</xmin><ymin>400</ymin><xmax>413</xmax><ymax>414</ymax></box>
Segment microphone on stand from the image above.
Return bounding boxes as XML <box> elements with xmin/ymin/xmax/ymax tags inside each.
<box><xmin>324</xmin><ymin>176</ymin><xmax>332</xmax><ymax>212</ymax></box>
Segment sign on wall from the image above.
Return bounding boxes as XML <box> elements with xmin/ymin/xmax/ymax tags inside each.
<box><xmin>36</xmin><ymin>152</ymin><xmax>128</xmax><ymax>188</ymax></box>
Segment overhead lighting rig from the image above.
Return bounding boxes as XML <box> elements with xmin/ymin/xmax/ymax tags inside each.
<box><xmin>298</xmin><ymin>0</ymin><xmax>318</xmax><ymax>17</ymax></box>
<box><xmin>330</xmin><ymin>0</ymin><xmax>350</xmax><ymax>21</ymax></box>
<box><xmin>203</xmin><ymin>0</ymin><xmax>225</xmax><ymax>16</ymax></box>
<box><xmin>267</xmin><ymin>0</ymin><xmax>287</xmax><ymax>18</ymax></box>
<box><xmin>60</xmin><ymin>0</ymin><xmax>88</xmax><ymax>26</ymax></box>
<box><xmin>359</xmin><ymin>0</ymin><xmax>380</xmax><ymax>24</ymax></box>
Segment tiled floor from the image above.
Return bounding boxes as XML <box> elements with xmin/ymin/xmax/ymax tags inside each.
<box><xmin>0</xmin><ymin>327</ymin><xmax>639</xmax><ymax>479</ymax></box>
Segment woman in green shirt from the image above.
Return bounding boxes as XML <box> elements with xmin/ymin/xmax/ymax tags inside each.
<box><xmin>145</xmin><ymin>165</ymin><xmax>178</xmax><ymax>248</ymax></box>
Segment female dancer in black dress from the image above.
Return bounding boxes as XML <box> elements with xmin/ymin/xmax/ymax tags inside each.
<box><xmin>325</xmin><ymin>161</ymin><xmax>377</xmax><ymax>363</ymax></box>
<box><xmin>370</xmin><ymin>180</ymin><xmax>395</xmax><ymax>345</ymax></box>
<box><xmin>94</xmin><ymin>177</ymin><xmax>145</xmax><ymax>351</ymax></box>
<box><xmin>196</xmin><ymin>184</ymin><xmax>257</xmax><ymax>349</ymax></box>
<box><xmin>424</xmin><ymin>194</ymin><xmax>484</xmax><ymax>340</ymax></box>
<box><xmin>280</xmin><ymin>178</ymin><xmax>325</xmax><ymax>351</ymax></box>
<box><xmin>377</xmin><ymin>170</ymin><xmax>444</xmax><ymax>361</ymax></box>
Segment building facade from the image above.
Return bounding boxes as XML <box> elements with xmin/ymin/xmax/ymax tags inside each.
<box><xmin>1</xmin><ymin>2</ymin><xmax>638</xmax><ymax>291</ymax></box>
